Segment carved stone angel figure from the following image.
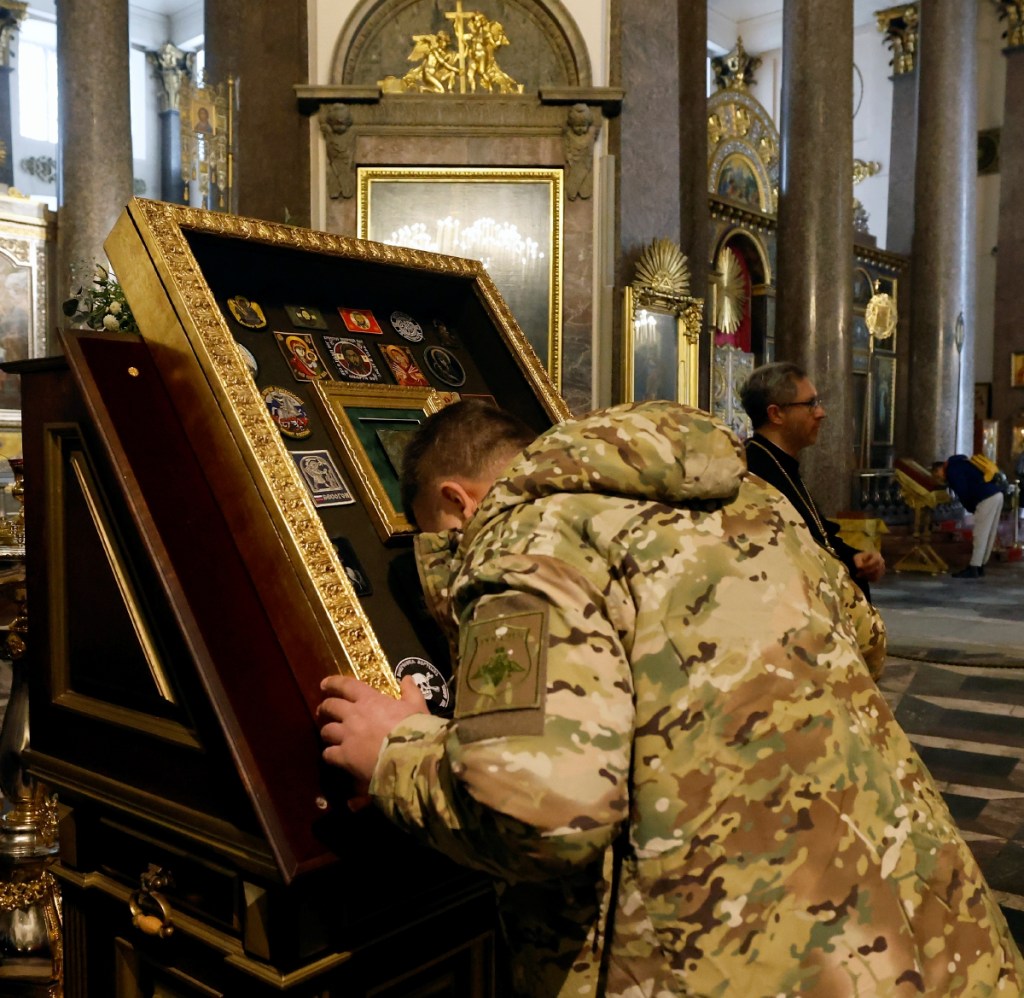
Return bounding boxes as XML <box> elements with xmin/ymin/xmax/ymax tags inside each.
<box><xmin>319</xmin><ymin>104</ymin><xmax>355</xmax><ymax>200</ymax></box>
<box><xmin>563</xmin><ymin>103</ymin><xmax>597</xmax><ymax>200</ymax></box>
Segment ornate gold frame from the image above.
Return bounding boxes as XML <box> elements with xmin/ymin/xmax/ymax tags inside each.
<box><xmin>313</xmin><ymin>383</ymin><xmax>458</xmax><ymax>543</ymax></box>
<box><xmin>357</xmin><ymin>166</ymin><xmax>563</xmax><ymax>388</ymax></box>
<box><xmin>106</xmin><ymin>199</ymin><xmax>567</xmax><ymax>695</ymax></box>
<box><xmin>621</xmin><ymin>238</ymin><xmax>702</xmax><ymax>405</ymax></box>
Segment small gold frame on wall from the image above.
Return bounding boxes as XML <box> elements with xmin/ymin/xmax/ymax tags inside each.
<box><xmin>622</xmin><ymin>238</ymin><xmax>703</xmax><ymax>406</ymax></box>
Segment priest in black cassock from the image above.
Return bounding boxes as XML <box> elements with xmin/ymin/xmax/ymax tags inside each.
<box><xmin>740</xmin><ymin>361</ymin><xmax>885</xmax><ymax>600</ymax></box>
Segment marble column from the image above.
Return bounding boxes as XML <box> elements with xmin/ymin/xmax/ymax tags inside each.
<box><xmin>55</xmin><ymin>0</ymin><xmax>134</xmax><ymax>297</ymax></box>
<box><xmin>990</xmin><ymin>5</ymin><xmax>1024</xmax><ymax>469</ymax></box>
<box><xmin>877</xmin><ymin>5</ymin><xmax>919</xmax><ymax>255</ymax></box>
<box><xmin>204</xmin><ymin>0</ymin><xmax>309</xmax><ymax>224</ymax></box>
<box><xmin>0</xmin><ymin>3</ymin><xmax>27</xmax><ymax>188</ymax></box>
<box><xmin>776</xmin><ymin>0</ymin><xmax>854</xmax><ymax>514</ymax></box>
<box><xmin>678</xmin><ymin>1</ymin><xmax>711</xmax><ymax>408</ymax></box>
<box><xmin>907</xmin><ymin>0</ymin><xmax>977</xmax><ymax>462</ymax></box>
<box><xmin>609</xmin><ymin>0</ymin><xmax>682</xmax><ymax>401</ymax></box>
<box><xmin>147</xmin><ymin>42</ymin><xmax>190</xmax><ymax>204</ymax></box>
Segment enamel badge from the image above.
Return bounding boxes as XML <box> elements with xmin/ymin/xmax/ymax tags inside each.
<box><xmin>226</xmin><ymin>295</ymin><xmax>266</xmax><ymax>329</ymax></box>
<box><xmin>390</xmin><ymin>311</ymin><xmax>424</xmax><ymax>342</ymax></box>
<box><xmin>423</xmin><ymin>345</ymin><xmax>466</xmax><ymax>387</ymax></box>
<box><xmin>262</xmin><ymin>385</ymin><xmax>312</xmax><ymax>439</ymax></box>
<box><xmin>290</xmin><ymin>450</ymin><xmax>355</xmax><ymax>507</ymax></box>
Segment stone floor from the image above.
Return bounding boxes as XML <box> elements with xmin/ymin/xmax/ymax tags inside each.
<box><xmin>872</xmin><ymin>556</ymin><xmax>1024</xmax><ymax>941</ymax></box>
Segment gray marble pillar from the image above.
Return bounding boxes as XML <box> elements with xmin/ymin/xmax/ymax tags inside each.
<box><xmin>990</xmin><ymin>31</ymin><xmax>1024</xmax><ymax>468</ymax></box>
<box><xmin>907</xmin><ymin>0</ymin><xmax>977</xmax><ymax>462</ymax></box>
<box><xmin>879</xmin><ymin>3</ymin><xmax>920</xmax><ymax>254</ymax></box>
<box><xmin>776</xmin><ymin>0</ymin><xmax>854</xmax><ymax>514</ymax></box>
<box><xmin>148</xmin><ymin>42</ymin><xmax>191</xmax><ymax>204</ymax></box>
<box><xmin>609</xmin><ymin>0</ymin><xmax>682</xmax><ymax>401</ymax></box>
<box><xmin>678</xmin><ymin>2</ymin><xmax>711</xmax><ymax>408</ymax></box>
<box><xmin>55</xmin><ymin>0</ymin><xmax>134</xmax><ymax>297</ymax></box>
<box><xmin>205</xmin><ymin>0</ymin><xmax>309</xmax><ymax>224</ymax></box>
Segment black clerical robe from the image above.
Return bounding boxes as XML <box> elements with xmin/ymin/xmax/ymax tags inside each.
<box><xmin>744</xmin><ymin>433</ymin><xmax>870</xmax><ymax>600</ymax></box>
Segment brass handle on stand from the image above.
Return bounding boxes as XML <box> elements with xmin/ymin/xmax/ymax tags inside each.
<box><xmin>129</xmin><ymin>864</ymin><xmax>175</xmax><ymax>938</ymax></box>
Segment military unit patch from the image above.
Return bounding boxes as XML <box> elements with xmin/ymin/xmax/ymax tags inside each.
<box><xmin>457</xmin><ymin>609</ymin><xmax>546</xmax><ymax>719</ymax></box>
<box><xmin>262</xmin><ymin>385</ymin><xmax>311</xmax><ymax>439</ymax></box>
<box><xmin>395</xmin><ymin>656</ymin><xmax>451</xmax><ymax>714</ymax></box>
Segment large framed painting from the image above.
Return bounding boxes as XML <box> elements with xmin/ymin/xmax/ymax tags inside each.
<box><xmin>313</xmin><ymin>382</ymin><xmax>459</xmax><ymax>542</ymax></box>
<box><xmin>358</xmin><ymin>167</ymin><xmax>563</xmax><ymax>387</ymax></box>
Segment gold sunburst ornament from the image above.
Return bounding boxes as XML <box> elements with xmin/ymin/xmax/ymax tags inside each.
<box><xmin>865</xmin><ymin>288</ymin><xmax>897</xmax><ymax>341</ymax></box>
<box><xmin>632</xmin><ymin>238</ymin><xmax>690</xmax><ymax>296</ymax></box>
<box><xmin>714</xmin><ymin>247</ymin><xmax>748</xmax><ymax>335</ymax></box>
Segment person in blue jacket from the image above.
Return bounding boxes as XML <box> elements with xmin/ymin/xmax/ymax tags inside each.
<box><xmin>932</xmin><ymin>455</ymin><xmax>1005</xmax><ymax>578</ymax></box>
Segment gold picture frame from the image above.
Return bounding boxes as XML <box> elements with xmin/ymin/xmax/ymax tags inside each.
<box><xmin>621</xmin><ymin>238</ymin><xmax>703</xmax><ymax>406</ymax></box>
<box><xmin>357</xmin><ymin>166</ymin><xmax>563</xmax><ymax>387</ymax></box>
<box><xmin>1012</xmin><ymin>351</ymin><xmax>1024</xmax><ymax>388</ymax></box>
<box><xmin>313</xmin><ymin>383</ymin><xmax>459</xmax><ymax>543</ymax></box>
<box><xmin>622</xmin><ymin>287</ymin><xmax>702</xmax><ymax>405</ymax></box>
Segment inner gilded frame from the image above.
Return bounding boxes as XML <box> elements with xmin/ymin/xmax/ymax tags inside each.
<box><xmin>357</xmin><ymin>167</ymin><xmax>563</xmax><ymax>388</ymax></box>
<box><xmin>313</xmin><ymin>383</ymin><xmax>458</xmax><ymax>543</ymax></box>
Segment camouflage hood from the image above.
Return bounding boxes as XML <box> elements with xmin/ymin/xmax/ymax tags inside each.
<box><xmin>462</xmin><ymin>400</ymin><xmax>746</xmax><ymax>550</ymax></box>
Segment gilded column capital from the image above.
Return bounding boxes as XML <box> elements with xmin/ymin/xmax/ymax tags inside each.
<box><xmin>992</xmin><ymin>1</ymin><xmax>1024</xmax><ymax>50</ymax></box>
<box><xmin>147</xmin><ymin>42</ymin><xmax>194</xmax><ymax>113</ymax></box>
<box><xmin>0</xmin><ymin>1</ymin><xmax>27</xmax><ymax>70</ymax></box>
<box><xmin>876</xmin><ymin>4</ymin><xmax>919</xmax><ymax>75</ymax></box>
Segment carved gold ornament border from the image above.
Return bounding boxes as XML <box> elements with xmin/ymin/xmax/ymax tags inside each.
<box><xmin>116</xmin><ymin>199</ymin><xmax>566</xmax><ymax>695</ymax></box>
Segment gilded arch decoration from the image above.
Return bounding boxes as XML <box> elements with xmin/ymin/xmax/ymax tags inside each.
<box><xmin>332</xmin><ymin>0</ymin><xmax>592</xmax><ymax>90</ymax></box>
<box><xmin>707</xmin><ymin>39</ymin><xmax>779</xmax><ymax>216</ymax></box>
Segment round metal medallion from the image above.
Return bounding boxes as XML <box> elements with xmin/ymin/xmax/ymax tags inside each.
<box><xmin>391</xmin><ymin>311</ymin><xmax>424</xmax><ymax>342</ymax></box>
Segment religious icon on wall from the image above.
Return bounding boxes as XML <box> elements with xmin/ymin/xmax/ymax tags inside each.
<box><xmin>274</xmin><ymin>331</ymin><xmax>332</xmax><ymax>382</ymax></box>
<box><xmin>290</xmin><ymin>450</ymin><xmax>356</xmax><ymax>507</ymax></box>
<box><xmin>423</xmin><ymin>345</ymin><xmax>466</xmax><ymax>387</ymax></box>
<box><xmin>285</xmin><ymin>305</ymin><xmax>328</xmax><ymax>330</ymax></box>
<box><xmin>379</xmin><ymin>343</ymin><xmax>431</xmax><ymax>387</ymax></box>
<box><xmin>194</xmin><ymin>103</ymin><xmax>215</xmax><ymax>136</ymax></box>
<box><xmin>323</xmin><ymin>336</ymin><xmax>383</xmax><ymax>382</ymax></box>
<box><xmin>339</xmin><ymin>307</ymin><xmax>384</xmax><ymax>334</ymax></box>
<box><xmin>262</xmin><ymin>385</ymin><xmax>312</xmax><ymax>439</ymax></box>
<box><xmin>226</xmin><ymin>295</ymin><xmax>266</xmax><ymax>329</ymax></box>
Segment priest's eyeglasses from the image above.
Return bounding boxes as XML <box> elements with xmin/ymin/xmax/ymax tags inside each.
<box><xmin>777</xmin><ymin>396</ymin><xmax>825</xmax><ymax>410</ymax></box>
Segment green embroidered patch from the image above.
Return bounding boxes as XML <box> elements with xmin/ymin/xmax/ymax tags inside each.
<box><xmin>457</xmin><ymin>609</ymin><xmax>546</xmax><ymax>720</ymax></box>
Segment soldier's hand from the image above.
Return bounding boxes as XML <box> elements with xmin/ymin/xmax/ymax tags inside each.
<box><xmin>318</xmin><ymin>675</ymin><xmax>429</xmax><ymax>790</ymax></box>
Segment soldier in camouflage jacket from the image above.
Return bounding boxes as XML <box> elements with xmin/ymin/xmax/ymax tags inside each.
<box><xmin>319</xmin><ymin>399</ymin><xmax>1024</xmax><ymax>997</ymax></box>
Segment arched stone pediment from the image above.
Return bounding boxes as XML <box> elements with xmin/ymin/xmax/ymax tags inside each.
<box><xmin>331</xmin><ymin>0</ymin><xmax>591</xmax><ymax>90</ymax></box>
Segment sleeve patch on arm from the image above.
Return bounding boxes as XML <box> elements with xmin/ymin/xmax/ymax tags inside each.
<box><xmin>456</xmin><ymin>607</ymin><xmax>547</xmax><ymax>730</ymax></box>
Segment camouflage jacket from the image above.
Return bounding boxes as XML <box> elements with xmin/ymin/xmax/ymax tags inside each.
<box><xmin>371</xmin><ymin>401</ymin><xmax>1024</xmax><ymax>997</ymax></box>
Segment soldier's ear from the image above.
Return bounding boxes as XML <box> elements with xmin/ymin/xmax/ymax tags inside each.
<box><xmin>439</xmin><ymin>480</ymin><xmax>480</xmax><ymax>526</ymax></box>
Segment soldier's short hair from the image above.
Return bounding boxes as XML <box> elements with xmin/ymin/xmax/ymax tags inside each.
<box><xmin>739</xmin><ymin>361</ymin><xmax>807</xmax><ymax>429</ymax></box>
<box><xmin>400</xmin><ymin>399</ymin><xmax>538</xmax><ymax>526</ymax></box>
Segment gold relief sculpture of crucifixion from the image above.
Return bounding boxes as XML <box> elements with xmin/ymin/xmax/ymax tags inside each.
<box><xmin>379</xmin><ymin>1</ymin><xmax>524</xmax><ymax>95</ymax></box>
